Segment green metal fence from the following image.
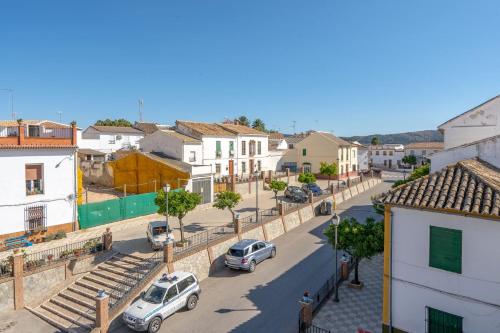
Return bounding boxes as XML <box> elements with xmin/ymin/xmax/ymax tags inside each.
<box><xmin>78</xmin><ymin>192</ymin><xmax>158</xmax><ymax>229</ymax></box>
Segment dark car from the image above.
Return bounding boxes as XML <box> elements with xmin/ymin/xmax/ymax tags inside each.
<box><xmin>284</xmin><ymin>186</ymin><xmax>308</xmax><ymax>203</ymax></box>
<box><xmin>302</xmin><ymin>183</ymin><xmax>323</xmax><ymax>196</ymax></box>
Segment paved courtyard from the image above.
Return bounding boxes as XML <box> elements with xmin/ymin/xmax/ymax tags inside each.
<box><xmin>313</xmin><ymin>254</ymin><xmax>384</xmax><ymax>333</ymax></box>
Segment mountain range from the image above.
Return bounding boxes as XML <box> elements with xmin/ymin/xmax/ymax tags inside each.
<box><xmin>341</xmin><ymin>130</ymin><xmax>443</xmax><ymax>145</ymax></box>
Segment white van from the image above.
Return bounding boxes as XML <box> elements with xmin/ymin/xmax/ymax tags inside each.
<box><xmin>146</xmin><ymin>221</ymin><xmax>174</xmax><ymax>250</ymax></box>
<box><xmin>123</xmin><ymin>271</ymin><xmax>201</xmax><ymax>332</ymax></box>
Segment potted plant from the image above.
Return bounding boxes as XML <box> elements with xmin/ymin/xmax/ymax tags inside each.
<box><xmin>73</xmin><ymin>248</ymin><xmax>82</xmax><ymax>257</ymax></box>
<box><xmin>47</xmin><ymin>254</ymin><xmax>54</xmax><ymax>261</ymax></box>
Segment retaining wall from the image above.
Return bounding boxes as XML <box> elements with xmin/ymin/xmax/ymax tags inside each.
<box><xmin>0</xmin><ymin>279</ymin><xmax>13</xmax><ymax>311</ymax></box>
<box><xmin>173</xmin><ymin>250</ymin><xmax>211</xmax><ymax>281</ymax></box>
<box><xmin>283</xmin><ymin>211</ymin><xmax>301</xmax><ymax>231</ymax></box>
<box><xmin>24</xmin><ymin>265</ymin><xmax>66</xmax><ymax>305</ymax></box>
<box><xmin>263</xmin><ymin>218</ymin><xmax>285</xmax><ymax>241</ymax></box>
<box><xmin>299</xmin><ymin>205</ymin><xmax>314</xmax><ymax>223</ymax></box>
<box><xmin>350</xmin><ymin>185</ymin><xmax>359</xmax><ymax>197</ymax></box>
<box><xmin>241</xmin><ymin>225</ymin><xmax>265</xmax><ymax>241</ymax></box>
<box><xmin>209</xmin><ymin>236</ymin><xmax>239</xmax><ymax>271</ymax></box>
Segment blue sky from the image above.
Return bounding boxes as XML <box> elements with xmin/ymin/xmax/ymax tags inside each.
<box><xmin>1</xmin><ymin>0</ymin><xmax>499</xmax><ymax>136</ymax></box>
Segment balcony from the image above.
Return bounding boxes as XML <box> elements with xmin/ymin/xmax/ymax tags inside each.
<box><xmin>0</xmin><ymin>122</ymin><xmax>77</xmax><ymax>147</ymax></box>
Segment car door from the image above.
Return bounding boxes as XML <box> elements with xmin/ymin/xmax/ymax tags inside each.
<box><xmin>161</xmin><ymin>285</ymin><xmax>180</xmax><ymax>318</ymax></box>
<box><xmin>258</xmin><ymin>242</ymin><xmax>270</xmax><ymax>260</ymax></box>
<box><xmin>254</xmin><ymin>242</ymin><xmax>266</xmax><ymax>262</ymax></box>
<box><xmin>251</xmin><ymin>243</ymin><xmax>262</xmax><ymax>263</ymax></box>
<box><xmin>176</xmin><ymin>276</ymin><xmax>196</xmax><ymax>309</ymax></box>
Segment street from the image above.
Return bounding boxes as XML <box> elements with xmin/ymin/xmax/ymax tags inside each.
<box><xmin>111</xmin><ymin>179</ymin><xmax>391</xmax><ymax>333</ymax></box>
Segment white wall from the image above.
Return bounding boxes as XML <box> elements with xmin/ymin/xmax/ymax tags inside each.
<box><xmin>391</xmin><ymin>207</ymin><xmax>500</xmax><ymax>332</ymax></box>
<box><xmin>80</xmin><ymin>127</ymin><xmax>144</xmax><ymax>154</ymax></box>
<box><xmin>0</xmin><ymin>149</ymin><xmax>76</xmax><ymax>236</ymax></box>
<box><xmin>431</xmin><ymin>136</ymin><xmax>500</xmax><ymax>172</ymax></box>
<box><xmin>440</xmin><ymin>98</ymin><xmax>499</xmax><ymax>149</ymax></box>
<box><xmin>139</xmin><ymin>131</ymin><xmax>204</xmax><ymax>165</ymax></box>
<box><xmin>357</xmin><ymin>148</ymin><xmax>369</xmax><ymax>171</ymax></box>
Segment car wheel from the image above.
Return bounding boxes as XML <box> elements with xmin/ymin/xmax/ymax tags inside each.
<box><xmin>148</xmin><ymin>317</ymin><xmax>162</xmax><ymax>333</ymax></box>
<box><xmin>270</xmin><ymin>248</ymin><xmax>276</xmax><ymax>258</ymax></box>
<box><xmin>186</xmin><ymin>294</ymin><xmax>198</xmax><ymax>310</ymax></box>
<box><xmin>248</xmin><ymin>260</ymin><xmax>256</xmax><ymax>273</ymax></box>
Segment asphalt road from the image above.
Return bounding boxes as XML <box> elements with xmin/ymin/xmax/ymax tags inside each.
<box><xmin>112</xmin><ymin>179</ymin><xmax>391</xmax><ymax>333</ymax></box>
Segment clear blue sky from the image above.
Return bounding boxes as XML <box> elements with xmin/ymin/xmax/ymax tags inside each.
<box><xmin>1</xmin><ymin>0</ymin><xmax>499</xmax><ymax>136</ymax></box>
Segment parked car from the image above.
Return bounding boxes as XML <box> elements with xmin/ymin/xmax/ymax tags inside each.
<box><xmin>225</xmin><ymin>239</ymin><xmax>276</xmax><ymax>272</ymax></box>
<box><xmin>284</xmin><ymin>186</ymin><xmax>308</xmax><ymax>203</ymax></box>
<box><xmin>301</xmin><ymin>183</ymin><xmax>323</xmax><ymax>196</ymax></box>
<box><xmin>123</xmin><ymin>271</ymin><xmax>201</xmax><ymax>333</ymax></box>
<box><xmin>147</xmin><ymin>221</ymin><xmax>174</xmax><ymax>250</ymax></box>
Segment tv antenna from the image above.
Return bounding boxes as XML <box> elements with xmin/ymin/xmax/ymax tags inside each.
<box><xmin>292</xmin><ymin>120</ymin><xmax>296</xmax><ymax>134</ymax></box>
<box><xmin>0</xmin><ymin>89</ymin><xmax>14</xmax><ymax>119</ymax></box>
<box><xmin>138</xmin><ymin>99</ymin><xmax>144</xmax><ymax>122</ymax></box>
<box><xmin>57</xmin><ymin>111</ymin><xmax>63</xmax><ymax>123</ymax></box>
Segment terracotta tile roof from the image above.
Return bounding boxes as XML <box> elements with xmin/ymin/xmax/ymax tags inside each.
<box><xmin>78</xmin><ymin>148</ymin><xmax>106</xmax><ymax>155</ymax></box>
<box><xmin>316</xmin><ymin>132</ymin><xmax>352</xmax><ymax>146</ymax></box>
<box><xmin>0</xmin><ymin>120</ymin><xmax>71</xmax><ymax>128</ymax></box>
<box><xmin>159</xmin><ymin>130</ymin><xmax>201</xmax><ymax>143</ymax></box>
<box><xmin>381</xmin><ymin>159</ymin><xmax>500</xmax><ymax>217</ymax></box>
<box><xmin>217</xmin><ymin>123</ymin><xmax>267</xmax><ymax>136</ymax></box>
<box><xmin>405</xmin><ymin>142</ymin><xmax>444</xmax><ymax>150</ymax></box>
<box><xmin>268</xmin><ymin>132</ymin><xmax>284</xmax><ymax>140</ymax></box>
<box><xmin>0</xmin><ymin>145</ymin><xmax>76</xmax><ymax>149</ymax></box>
<box><xmin>141</xmin><ymin>152</ymin><xmax>192</xmax><ymax>174</ymax></box>
<box><xmin>176</xmin><ymin>121</ymin><xmax>235</xmax><ymax>137</ymax></box>
<box><xmin>284</xmin><ymin>135</ymin><xmax>307</xmax><ymax>144</ymax></box>
<box><xmin>90</xmin><ymin>126</ymin><xmax>144</xmax><ymax>134</ymax></box>
<box><xmin>133</xmin><ymin>122</ymin><xmax>160</xmax><ymax>134</ymax></box>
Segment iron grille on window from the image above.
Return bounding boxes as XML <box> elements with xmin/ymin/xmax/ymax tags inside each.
<box><xmin>24</xmin><ymin>204</ymin><xmax>47</xmax><ymax>232</ymax></box>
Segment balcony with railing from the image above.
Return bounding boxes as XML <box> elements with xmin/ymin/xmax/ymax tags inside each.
<box><xmin>0</xmin><ymin>122</ymin><xmax>77</xmax><ymax>146</ymax></box>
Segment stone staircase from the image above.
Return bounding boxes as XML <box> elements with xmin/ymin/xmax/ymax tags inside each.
<box><xmin>28</xmin><ymin>253</ymin><xmax>154</xmax><ymax>333</ymax></box>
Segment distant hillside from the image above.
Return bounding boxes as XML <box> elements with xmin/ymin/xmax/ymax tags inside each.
<box><xmin>342</xmin><ymin>130</ymin><xmax>443</xmax><ymax>145</ymax></box>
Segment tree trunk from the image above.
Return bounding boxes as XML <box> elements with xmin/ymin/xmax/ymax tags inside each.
<box><xmin>274</xmin><ymin>191</ymin><xmax>279</xmax><ymax>208</ymax></box>
<box><xmin>351</xmin><ymin>257</ymin><xmax>361</xmax><ymax>285</ymax></box>
<box><xmin>229</xmin><ymin>208</ymin><xmax>235</xmax><ymax>224</ymax></box>
<box><xmin>179</xmin><ymin>217</ymin><xmax>185</xmax><ymax>243</ymax></box>
<box><xmin>328</xmin><ymin>175</ymin><xmax>331</xmax><ymax>187</ymax></box>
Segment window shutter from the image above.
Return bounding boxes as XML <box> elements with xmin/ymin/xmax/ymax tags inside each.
<box><xmin>429</xmin><ymin>226</ymin><xmax>462</xmax><ymax>274</ymax></box>
<box><xmin>428</xmin><ymin>307</ymin><xmax>463</xmax><ymax>333</ymax></box>
<box><xmin>25</xmin><ymin>165</ymin><xmax>42</xmax><ymax>180</ymax></box>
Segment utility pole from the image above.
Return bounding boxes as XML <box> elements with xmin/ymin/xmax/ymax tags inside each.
<box><xmin>138</xmin><ymin>99</ymin><xmax>144</xmax><ymax>122</ymax></box>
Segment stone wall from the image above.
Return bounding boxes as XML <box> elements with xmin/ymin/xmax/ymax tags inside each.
<box><xmin>356</xmin><ymin>183</ymin><xmax>364</xmax><ymax>194</ymax></box>
<box><xmin>209</xmin><ymin>236</ymin><xmax>239</xmax><ymax>272</ymax></box>
<box><xmin>263</xmin><ymin>218</ymin><xmax>285</xmax><ymax>241</ymax></box>
<box><xmin>342</xmin><ymin>189</ymin><xmax>352</xmax><ymax>201</ymax></box>
<box><xmin>0</xmin><ymin>279</ymin><xmax>14</xmax><ymax>312</ymax></box>
<box><xmin>299</xmin><ymin>206</ymin><xmax>314</xmax><ymax>223</ymax></box>
<box><xmin>334</xmin><ymin>193</ymin><xmax>343</xmax><ymax>206</ymax></box>
<box><xmin>242</xmin><ymin>225</ymin><xmax>265</xmax><ymax>241</ymax></box>
<box><xmin>283</xmin><ymin>211</ymin><xmax>301</xmax><ymax>231</ymax></box>
<box><xmin>173</xmin><ymin>250</ymin><xmax>211</xmax><ymax>281</ymax></box>
<box><xmin>350</xmin><ymin>185</ymin><xmax>359</xmax><ymax>197</ymax></box>
<box><xmin>24</xmin><ymin>265</ymin><xmax>65</xmax><ymax>305</ymax></box>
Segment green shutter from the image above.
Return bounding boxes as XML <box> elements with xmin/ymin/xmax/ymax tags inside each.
<box><xmin>216</xmin><ymin>141</ymin><xmax>221</xmax><ymax>156</ymax></box>
<box><xmin>302</xmin><ymin>148</ymin><xmax>307</xmax><ymax>156</ymax></box>
<box><xmin>429</xmin><ymin>226</ymin><xmax>462</xmax><ymax>273</ymax></box>
<box><xmin>428</xmin><ymin>307</ymin><xmax>463</xmax><ymax>333</ymax></box>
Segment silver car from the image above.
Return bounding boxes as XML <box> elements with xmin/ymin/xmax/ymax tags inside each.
<box><xmin>224</xmin><ymin>239</ymin><xmax>276</xmax><ymax>272</ymax></box>
<box><xmin>123</xmin><ymin>271</ymin><xmax>201</xmax><ymax>332</ymax></box>
<box><xmin>147</xmin><ymin>221</ymin><xmax>174</xmax><ymax>250</ymax></box>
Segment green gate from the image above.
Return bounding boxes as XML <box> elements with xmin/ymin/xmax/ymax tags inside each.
<box><xmin>78</xmin><ymin>192</ymin><xmax>158</xmax><ymax>229</ymax></box>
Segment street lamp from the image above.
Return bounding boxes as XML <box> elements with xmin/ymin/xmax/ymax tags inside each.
<box><xmin>163</xmin><ymin>184</ymin><xmax>171</xmax><ymax>243</ymax></box>
<box><xmin>254</xmin><ymin>169</ymin><xmax>260</xmax><ymax>223</ymax></box>
<box><xmin>331</xmin><ymin>212</ymin><xmax>340</xmax><ymax>302</ymax></box>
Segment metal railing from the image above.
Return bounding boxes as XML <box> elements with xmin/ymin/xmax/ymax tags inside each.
<box><xmin>23</xmin><ymin>237</ymin><xmax>104</xmax><ymax>272</ymax></box>
<box><xmin>108</xmin><ymin>251</ymin><xmax>163</xmax><ymax>311</ymax></box>
<box><xmin>239</xmin><ymin>208</ymin><xmax>279</xmax><ymax>229</ymax></box>
<box><xmin>0</xmin><ymin>258</ymin><xmax>12</xmax><ymax>278</ymax></box>
<box><xmin>173</xmin><ymin>225</ymin><xmax>235</xmax><ymax>258</ymax></box>
<box><xmin>282</xmin><ymin>201</ymin><xmax>308</xmax><ymax>212</ymax></box>
<box><xmin>26</xmin><ymin>127</ymin><xmax>72</xmax><ymax>138</ymax></box>
<box><xmin>298</xmin><ymin>314</ymin><xmax>331</xmax><ymax>333</ymax></box>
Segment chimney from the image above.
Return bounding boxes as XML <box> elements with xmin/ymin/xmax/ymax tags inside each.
<box><xmin>17</xmin><ymin>120</ymin><xmax>25</xmax><ymax>145</ymax></box>
<box><xmin>71</xmin><ymin>121</ymin><xmax>77</xmax><ymax>145</ymax></box>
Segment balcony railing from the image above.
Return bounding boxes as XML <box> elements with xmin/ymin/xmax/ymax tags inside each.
<box><xmin>0</xmin><ymin>126</ymin><xmax>19</xmax><ymax>137</ymax></box>
<box><xmin>26</xmin><ymin>126</ymin><xmax>72</xmax><ymax>139</ymax></box>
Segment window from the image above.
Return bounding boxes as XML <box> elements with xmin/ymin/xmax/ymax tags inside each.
<box><xmin>215</xmin><ymin>163</ymin><xmax>221</xmax><ymax>174</ymax></box>
<box><xmin>241</xmin><ymin>141</ymin><xmax>246</xmax><ymax>155</ymax></box>
<box><xmin>257</xmin><ymin>242</ymin><xmax>266</xmax><ymax>249</ymax></box>
<box><xmin>252</xmin><ymin>243</ymin><xmax>259</xmax><ymax>252</ymax></box>
<box><xmin>257</xmin><ymin>160</ymin><xmax>261</xmax><ymax>171</ymax></box>
<box><xmin>177</xmin><ymin>276</ymin><xmax>196</xmax><ymax>293</ymax></box>
<box><xmin>352</xmin><ymin>164</ymin><xmax>356</xmax><ymax>171</ymax></box>
<box><xmin>427</xmin><ymin>307</ymin><xmax>463</xmax><ymax>333</ymax></box>
<box><xmin>389</xmin><ymin>151</ymin><xmax>393</xmax><ymax>156</ymax></box>
<box><xmin>288</xmin><ymin>144</ymin><xmax>294</xmax><ymax>149</ymax></box>
<box><xmin>25</xmin><ymin>164</ymin><xmax>44</xmax><ymax>195</ymax></box>
<box><xmin>376</xmin><ymin>151</ymin><xmax>380</xmax><ymax>156</ymax></box>
<box><xmin>257</xmin><ymin>141</ymin><xmax>262</xmax><ymax>155</ymax></box>
<box><xmin>423</xmin><ymin>150</ymin><xmax>427</xmax><ymax>156</ymax></box>
<box><xmin>249</xmin><ymin>140</ymin><xmax>256</xmax><ymax>156</ymax></box>
<box><xmin>241</xmin><ymin>161</ymin><xmax>246</xmax><ymax>173</ymax></box>
<box><xmin>340</xmin><ymin>150</ymin><xmax>344</xmax><ymax>161</ymax></box>
<box><xmin>383</xmin><ymin>151</ymin><xmax>387</xmax><ymax>156</ymax></box>
<box><xmin>384</xmin><ymin>160</ymin><xmax>387</xmax><ymax>166</ymax></box>
<box><xmin>25</xmin><ymin>204</ymin><xmax>46</xmax><ymax>231</ymax></box>
<box><xmin>229</xmin><ymin>141</ymin><xmax>234</xmax><ymax>157</ymax></box>
<box><xmin>340</xmin><ymin>165</ymin><xmax>343</xmax><ymax>174</ymax></box>
<box><xmin>216</xmin><ymin>141</ymin><xmax>222</xmax><ymax>158</ymax></box>
<box><xmin>303</xmin><ymin>163</ymin><xmax>311</xmax><ymax>173</ymax></box>
<box><xmin>429</xmin><ymin>226</ymin><xmax>462</xmax><ymax>273</ymax></box>
<box><xmin>302</xmin><ymin>148</ymin><xmax>307</xmax><ymax>156</ymax></box>
<box><xmin>189</xmin><ymin>151</ymin><xmax>196</xmax><ymax>163</ymax></box>
<box><xmin>165</xmin><ymin>285</ymin><xmax>178</xmax><ymax>302</ymax></box>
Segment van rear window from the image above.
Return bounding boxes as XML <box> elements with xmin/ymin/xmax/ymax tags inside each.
<box><xmin>228</xmin><ymin>249</ymin><xmax>244</xmax><ymax>257</ymax></box>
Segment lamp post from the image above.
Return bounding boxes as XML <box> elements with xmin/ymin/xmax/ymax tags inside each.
<box><xmin>163</xmin><ymin>184</ymin><xmax>171</xmax><ymax>242</ymax></box>
<box><xmin>331</xmin><ymin>212</ymin><xmax>340</xmax><ymax>302</ymax></box>
<box><xmin>254</xmin><ymin>169</ymin><xmax>260</xmax><ymax>223</ymax></box>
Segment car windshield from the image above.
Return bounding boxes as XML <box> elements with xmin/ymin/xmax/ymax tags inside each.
<box><xmin>142</xmin><ymin>285</ymin><xmax>167</xmax><ymax>304</ymax></box>
<box><xmin>228</xmin><ymin>248</ymin><xmax>245</xmax><ymax>257</ymax></box>
<box><xmin>152</xmin><ymin>226</ymin><xmax>166</xmax><ymax>236</ymax></box>
<box><xmin>291</xmin><ymin>187</ymin><xmax>301</xmax><ymax>192</ymax></box>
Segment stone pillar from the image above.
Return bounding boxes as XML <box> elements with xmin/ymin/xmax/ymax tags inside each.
<box><xmin>341</xmin><ymin>260</ymin><xmax>349</xmax><ymax>280</ymax></box>
<box><xmin>95</xmin><ymin>292</ymin><xmax>109</xmax><ymax>333</ymax></box>
<box><xmin>278</xmin><ymin>202</ymin><xmax>285</xmax><ymax>216</ymax></box>
<box><xmin>329</xmin><ymin>183</ymin><xmax>334</xmax><ymax>194</ymax></box>
<box><xmin>102</xmin><ymin>228</ymin><xmax>112</xmax><ymax>251</ymax></box>
<box><xmin>13</xmin><ymin>250</ymin><xmax>24</xmax><ymax>310</ymax></box>
<box><xmin>230</xmin><ymin>174</ymin><xmax>236</xmax><ymax>192</ymax></box>
<box><xmin>299</xmin><ymin>300</ymin><xmax>313</xmax><ymax>329</ymax></box>
<box><xmin>234</xmin><ymin>216</ymin><xmax>243</xmax><ymax>237</ymax></box>
<box><xmin>71</xmin><ymin>122</ymin><xmax>77</xmax><ymax>145</ymax></box>
<box><xmin>17</xmin><ymin>122</ymin><xmax>25</xmax><ymax>146</ymax></box>
<box><xmin>163</xmin><ymin>240</ymin><xmax>174</xmax><ymax>272</ymax></box>
<box><xmin>308</xmin><ymin>191</ymin><xmax>313</xmax><ymax>204</ymax></box>
<box><xmin>286</xmin><ymin>168</ymin><xmax>290</xmax><ymax>184</ymax></box>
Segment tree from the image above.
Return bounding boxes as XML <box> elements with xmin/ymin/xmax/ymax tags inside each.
<box><xmin>402</xmin><ymin>155</ymin><xmax>417</xmax><ymax>169</ymax></box>
<box><xmin>298</xmin><ymin>172</ymin><xmax>316</xmax><ymax>184</ymax></box>
<box><xmin>391</xmin><ymin>164</ymin><xmax>430</xmax><ymax>188</ymax></box>
<box><xmin>236</xmin><ymin>116</ymin><xmax>250</xmax><ymax>127</ymax></box>
<box><xmin>94</xmin><ymin>118</ymin><xmax>133</xmax><ymax>127</ymax></box>
<box><xmin>155</xmin><ymin>189</ymin><xmax>201</xmax><ymax>244</ymax></box>
<box><xmin>371</xmin><ymin>137</ymin><xmax>380</xmax><ymax>145</ymax></box>
<box><xmin>324</xmin><ymin>217</ymin><xmax>384</xmax><ymax>286</ymax></box>
<box><xmin>252</xmin><ymin>118</ymin><xmax>266</xmax><ymax>132</ymax></box>
<box><xmin>269</xmin><ymin>180</ymin><xmax>288</xmax><ymax>207</ymax></box>
<box><xmin>319</xmin><ymin>162</ymin><xmax>338</xmax><ymax>187</ymax></box>
<box><xmin>212</xmin><ymin>191</ymin><xmax>242</xmax><ymax>223</ymax></box>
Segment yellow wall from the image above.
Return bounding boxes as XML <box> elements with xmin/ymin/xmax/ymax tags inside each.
<box><xmin>77</xmin><ymin>167</ymin><xmax>83</xmax><ymax>205</ymax></box>
<box><xmin>108</xmin><ymin>153</ymin><xmax>190</xmax><ymax>194</ymax></box>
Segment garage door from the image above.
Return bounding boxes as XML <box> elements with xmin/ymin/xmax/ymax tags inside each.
<box><xmin>192</xmin><ymin>177</ymin><xmax>212</xmax><ymax>204</ymax></box>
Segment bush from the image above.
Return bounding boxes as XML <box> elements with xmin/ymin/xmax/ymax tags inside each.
<box><xmin>44</xmin><ymin>233</ymin><xmax>56</xmax><ymax>242</ymax></box>
<box><xmin>55</xmin><ymin>231</ymin><xmax>67</xmax><ymax>239</ymax></box>
<box><xmin>298</xmin><ymin>172</ymin><xmax>316</xmax><ymax>184</ymax></box>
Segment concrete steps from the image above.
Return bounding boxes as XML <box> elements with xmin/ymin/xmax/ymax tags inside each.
<box><xmin>30</xmin><ymin>252</ymin><xmax>157</xmax><ymax>332</ymax></box>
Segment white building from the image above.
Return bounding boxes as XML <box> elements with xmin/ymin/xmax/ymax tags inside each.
<box><xmin>381</xmin><ymin>159</ymin><xmax>500</xmax><ymax>333</ymax></box>
<box><xmin>405</xmin><ymin>142</ymin><xmax>444</xmax><ymax>166</ymax></box>
<box><xmin>352</xmin><ymin>141</ymin><xmax>369</xmax><ymax>172</ymax></box>
<box><xmin>0</xmin><ymin>120</ymin><xmax>78</xmax><ymax>241</ymax></box>
<box><xmin>79</xmin><ymin>125</ymin><xmax>144</xmax><ymax>157</ymax></box>
<box><xmin>369</xmin><ymin>144</ymin><xmax>405</xmax><ymax>169</ymax></box>
<box><xmin>438</xmin><ymin>95</ymin><xmax>500</xmax><ymax>149</ymax></box>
